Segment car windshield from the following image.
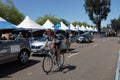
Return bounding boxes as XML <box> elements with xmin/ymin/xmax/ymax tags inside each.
<box><xmin>34</xmin><ymin>33</ymin><xmax>66</xmax><ymax>41</ymax></box>
<box><xmin>80</xmin><ymin>32</ymin><xmax>90</xmax><ymax>36</ymax></box>
<box><xmin>40</xmin><ymin>36</ymin><xmax>47</xmax><ymax>41</ymax></box>
<box><xmin>34</xmin><ymin>36</ymin><xmax>47</xmax><ymax>42</ymax></box>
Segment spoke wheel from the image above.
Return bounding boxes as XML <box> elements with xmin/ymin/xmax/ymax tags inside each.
<box><xmin>42</xmin><ymin>55</ymin><xmax>53</xmax><ymax>74</ymax></box>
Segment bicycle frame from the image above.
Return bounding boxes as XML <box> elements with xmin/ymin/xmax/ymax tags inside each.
<box><xmin>47</xmin><ymin>49</ymin><xmax>58</xmax><ymax>65</ymax></box>
<box><xmin>42</xmin><ymin>46</ymin><xmax>64</xmax><ymax>74</ymax></box>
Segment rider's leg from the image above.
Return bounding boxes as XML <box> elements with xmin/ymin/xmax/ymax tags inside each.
<box><xmin>57</xmin><ymin>47</ymin><xmax>62</xmax><ymax>68</ymax></box>
<box><xmin>55</xmin><ymin>42</ymin><xmax>62</xmax><ymax>68</ymax></box>
<box><xmin>57</xmin><ymin>48</ymin><xmax>61</xmax><ymax>61</ymax></box>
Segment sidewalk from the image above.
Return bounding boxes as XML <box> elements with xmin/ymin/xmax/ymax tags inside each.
<box><xmin>115</xmin><ymin>51</ymin><xmax>120</xmax><ymax>80</ymax></box>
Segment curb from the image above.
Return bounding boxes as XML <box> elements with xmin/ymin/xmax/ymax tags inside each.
<box><xmin>115</xmin><ymin>50</ymin><xmax>120</xmax><ymax>80</ymax></box>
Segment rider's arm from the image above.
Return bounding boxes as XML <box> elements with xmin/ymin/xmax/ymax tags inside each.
<box><xmin>50</xmin><ymin>35</ymin><xmax>56</xmax><ymax>49</ymax></box>
<box><xmin>44</xmin><ymin>38</ymin><xmax>48</xmax><ymax>47</ymax></box>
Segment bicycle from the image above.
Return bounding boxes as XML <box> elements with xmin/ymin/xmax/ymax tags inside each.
<box><xmin>41</xmin><ymin>46</ymin><xmax>65</xmax><ymax>74</ymax></box>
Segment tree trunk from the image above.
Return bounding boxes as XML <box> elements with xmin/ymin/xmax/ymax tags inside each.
<box><xmin>97</xmin><ymin>21</ymin><xmax>101</xmax><ymax>33</ymax></box>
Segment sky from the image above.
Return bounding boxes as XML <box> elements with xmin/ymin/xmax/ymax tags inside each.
<box><xmin>7</xmin><ymin>0</ymin><xmax>120</xmax><ymax>27</ymax></box>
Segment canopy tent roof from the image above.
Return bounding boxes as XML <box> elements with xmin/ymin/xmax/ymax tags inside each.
<box><xmin>76</xmin><ymin>25</ymin><xmax>82</xmax><ymax>31</ymax></box>
<box><xmin>80</xmin><ymin>25</ymin><xmax>86</xmax><ymax>31</ymax></box>
<box><xmin>0</xmin><ymin>17</ymin><xmax>16</xmax><ymax>29</ymax></box>
<box><xmin>60</xmin><ymin>21</ymin><xmax>68</xmax><ymax>30</ymax></box>
<box><xmin>70</xmin><ymin>24</ymin><xmax>77</xmax><ymax>31</ymax></box>
<box><xmin>89</xmin><ymin>27</ymin><xmax>94</xmax><ymax>31</ymax></box>
<box><xmin>93</xmin><ymin>27</ymin><xmax>98</xmax><ymax>32</ymax></box>
<box><xmin>17</xmin><ymin>16</ymin><xmax>44</xmax><ymax>29</ymax></box>
<box><xmin>54</xmin><ymin>21</ymin><xmax>68</xmax><ymax>30</ymax></box>
<box><xmin>0</xmin><ymin>17</ymin><xmax>6</xmax><ymax>22</ymax></box>
<box><xmin>85</xmin><ymin>26</ymin><xmax>90</xmax><ymax>31</ymax></box>
<box><xmin>42</xmin><ymin>19</ymin><xmax>54</xmax><ymax>29</ymax></box>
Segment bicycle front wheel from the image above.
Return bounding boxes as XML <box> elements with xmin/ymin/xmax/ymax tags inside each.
<box><xmin>42</xmin><ymin>55</ymin><xmax>53</xmax><ymax>74</ymax></box>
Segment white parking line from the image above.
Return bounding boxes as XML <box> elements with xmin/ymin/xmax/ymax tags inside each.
<box><xmin>28</xmin><ymin>72</ymin><xmax>32</xmax><ymax>76</ymax></box>
<box><xmin>67</xmin><ymin>52</ymin><xmax>79</xmax><ymax>58</ymax></box>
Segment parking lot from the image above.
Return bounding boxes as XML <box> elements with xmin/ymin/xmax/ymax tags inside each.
<box><xmin>0</xmin><ymin>37</ymin><xmax>119</xmax><ymax>80</ymax></box>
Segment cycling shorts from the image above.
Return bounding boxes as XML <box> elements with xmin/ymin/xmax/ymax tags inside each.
<box><xmin>55</xmin><ymin>41</ymin><xmax>61</xmax><ymax>49</ymax></box>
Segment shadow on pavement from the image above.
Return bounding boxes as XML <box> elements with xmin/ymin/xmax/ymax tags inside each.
<box><xmin>32</xmin><ymin>54</ymin><xmax>47</xmax><ymax>57</ymax></box>
<box><xmin>50</xmin><ymin>64</ymin><xmax>76</xmax><ymax>74</ymax></box>
<box><xmin>0</xmin><ymin>59</ymin><xmax>40</xmax><ymax>78</ymax></box>
<box><xmin>69</xmin><ymin>49</ymin><xmax>79</xmax><ymax>53</ymax></box>
<box><xmin>61</xmin><ymin>64</ymin><xmax>76</xmax><ymax>73</ymax></box>
<box><xmin>68</xmin><ymin>48</ymin><xmax>79</xmax><ymax>54</ymax></box>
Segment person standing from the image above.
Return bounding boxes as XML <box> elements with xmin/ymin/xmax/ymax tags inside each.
<box><xmin>15</xmin><ymin>32</ymin><xmax>23</xmax><ymax>40</ymax></box>
<box><xmin>65</xmin><ymin>30</ymin><xmax>70</xmax><ymax>52</ymax></box>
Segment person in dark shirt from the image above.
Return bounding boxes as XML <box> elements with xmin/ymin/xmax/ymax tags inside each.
<box><xmin>65</xmin><ymin>30</ymin><xmax>70</xmax><ymax>52</ymax></box>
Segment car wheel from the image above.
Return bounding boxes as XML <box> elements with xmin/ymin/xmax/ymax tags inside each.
<box><xmin>76</xmin><ymin>40</ymin><xmax>79</xmax><ymax>43</ymax></box>
<box><xmin>18</xmin><ymin>50</ymin><xmax>29</xmax><ymax>64</ymax></box>
<box><xmin>77</xmin><ymin>40</ymin><xmax>81</xmax><ymax>43</ymax></box>
<box><xmin>85</xmin><ymin>38</ymin><xmax>89</xmax><ymax>42</ymax></box>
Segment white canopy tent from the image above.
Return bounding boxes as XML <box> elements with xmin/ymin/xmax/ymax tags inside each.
<box><xmin>93</xmin><ymin>27</ymin><xmax>98</xmax><ymax>32</ymax></box>
<box><xmin>0</xmin><ymin>17</ymin><xmax>6</xmax><ymax>22</ymax></box>
<box><xmin>60</xmin><ymin>21</ymin><xmax>68</xmax><ymax>30</ymax></box>
<box><xmin>81</xmin><ymin>25</ymin><xmax>86</xmax><ymax>31</ymax></box>
<box><xmin>70</xmin><ymin>24</ymin><xmax>77</xmax><ymax>31</ymax></box>
<box><xmin>85</xmin><ymin>26</ymin><xmax>90</xmax><ymax>31</ymax></box>
<box><xmin>89</xmin><ymin>27</ymin><xmax>94</xmax><ymax>31</ymax></box>
<box><xmin>75</xmin><ymin>25</ymin><xmax>79</xmax><ymax>31</ymax></box>
<box><xmin>17</xmin><ymin>16</ymin><xmax>44</xmax><ymax>30</ymax></box>
<box><xmin>0</xmin><ymin>17</ymin><xmax>16</xmax><ymax>29</ymax></box>
<box><xmin>76</xmin><ymin>25</ymin><xmax>83</xmax><ymax>31</ymax></box>
<box><xmin>42</xmin><ymin>19</ymin><xmax>54</xmax><ymax>29</ymax></box>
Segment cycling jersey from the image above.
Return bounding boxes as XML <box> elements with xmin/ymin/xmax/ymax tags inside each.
<box><xmin>46</xmin><ymin>34</ymin><xmax>61</xmax><ymax>49</ymax></box>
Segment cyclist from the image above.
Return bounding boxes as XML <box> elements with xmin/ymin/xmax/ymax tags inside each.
<box><xmin>44</xmin><ymin>28</ymin><xmax>61</xmax><ymax>67</ymax></box>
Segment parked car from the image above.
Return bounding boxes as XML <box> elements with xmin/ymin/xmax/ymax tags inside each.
<box><xmin>31</xmin><ymin>34</ymin><xmax>71</xmax><ymax>55</ymax></box>
<box><xmin>77</xmin><ymin>32</ymin><xmax>93</xmax><ymax>43</ymax></box>
<box><xmin>0</xmin><ymin>31</ymin><xmax>31</xmax><ymax>64</ymax></box>
<box><xmin>70</xmin><ymin>35</ymin><xmax>78</xmax><ymax>43</ymax></box>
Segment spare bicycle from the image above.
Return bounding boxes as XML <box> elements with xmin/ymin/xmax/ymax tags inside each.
<box><xmin>41</xmin><ymin>46</ymin><xmax>65</xmax><ymax>74</ymax></box>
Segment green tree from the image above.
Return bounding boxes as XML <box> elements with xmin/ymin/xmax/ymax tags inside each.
<box><xmin>82</xmin><ymin>22</ymin><xmax>89</xmax><ymax>27</ymax></box>
<box><xmin>0</xmin><ymin>0</ymin><xmax>24</xmax><ymax>25</ymax></box>
<box><xmin>36</xmin><ymin>14</ymin><xmax>60</xmax><ymax>25</ymax></box>
<box><xmin>60</xmin><ymin>18</ymin><xmax>68</xmax><ymax>26</ymax></box>
<box><xmin>72</xmin><ymin>21</ymin><xmax>79</xmax><ymax>26</ymax></box>
<box><xmin>7</xmin><ymin>6</ymin><xmax>24</xmax><ymax>25</ymax></box>
<box><xmin>0</xmin><ymin>0</ymin><xmax>8</xmax><ymax>18</ymax></box>
<box><xmin>36</xmin><ymin>14</ymin><xmax>68</xmax><ymax>26</ymax></box>
<box><xmin>84</xmin><ymin>0</ymin><xmax>111</xmax><ymax>32</ymax></box>
<box><xmin>72</xmin><ymin>21</ymin><xmax>92</xmax><ymax>28</ymax></box>
<box><xmin>111</xmin><ymin>17</ymin><xmax>120</xmax><ymax>32</ymax></box>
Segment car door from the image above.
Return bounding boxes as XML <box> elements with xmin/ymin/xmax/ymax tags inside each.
<box><xmin>8</xmin><ymin>40</ymin><xmax>21</xmax><ymax>59</ymax></box>
<box><xmin>0</xmin><ymin>40</ymin><xmax>10</xmax><ymax>63</ymax></box>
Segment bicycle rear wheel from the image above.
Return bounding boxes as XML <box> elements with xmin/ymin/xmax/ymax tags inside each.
<box><xmin>42</xmin><ymin>55</ymin><xmax>53</xmax><ymax>74</ymax></box>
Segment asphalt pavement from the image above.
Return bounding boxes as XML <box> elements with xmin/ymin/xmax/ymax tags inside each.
<box><xmin>0</xmin><ymin>37</ymin><xmax>120</xmax><ymax>80</ymax></box>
